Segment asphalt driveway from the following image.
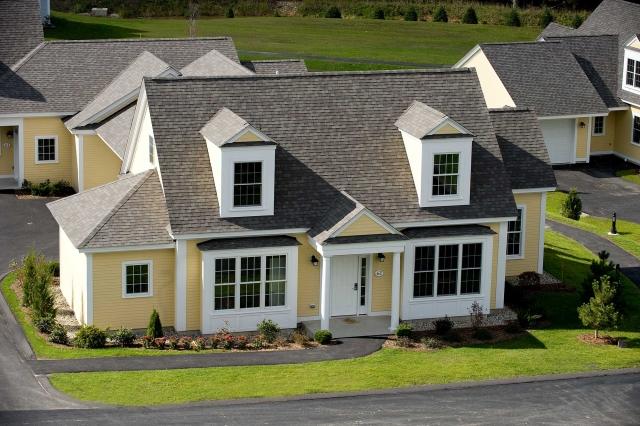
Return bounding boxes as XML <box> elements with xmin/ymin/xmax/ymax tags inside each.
<box><xmin>0</xmin><ymin>192</ymin><xmax>58</xmax><ymax>273</ymax></box>
<box><xmin>554</xmin><ymin>155</ymin><xmax>640</xmax><ymax>223</ymax></box>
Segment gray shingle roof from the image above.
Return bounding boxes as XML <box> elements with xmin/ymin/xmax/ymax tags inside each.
<box><xmin>144</xmin><ymin>69</ymin><xmax>516</xmax><ymax>236</ymax></box>
<box><xmin>95</xmin><ymin>103</ymin><xmax>136</xmax><ymax>159</ymax></box>
<box><xmin>197</xmin><ymin>235</ymin><xmax>300</xmax><ymax>251</ymax></box>
<box><xmin>200</xmin><ymin>107</ymin><xmax>258</xmax><ymax>146</ymax></box>
<box><xmin>0</xmin><ymin>0</ymin><xmax>43</xmax><ymax>68</ymax></box>
<box><xmin>481</xmin><ymin>42</ymin><xmax>609</xmax><ymax>117</ymax></box>
<box><xmin>0</xmin><ymin>37</ymin><xmax>240</xmax><ymax>115</ymax></box>
<box><xmin>180</xmin><ymin>49</ymin><xmax>253</xmax><ymax>77</ymax></box>
<box><xmin>242</xmin><ymin>59</ymin><xmax>308</xmax><ymax>75</ymax></box>
<box><xmin>538</xmin><ymin>22</ymin><xmax>575</xmax><ymax>40</ymax></box>
<box><xmin>489</xmin><ymin>108</ymin><xmax>557</xmax><ymax>190</ymax></box>
<box><xmin>395</xmin><ymin>101</ymin><xmax>457</xmax><ymax>139</ymax></box>
<box><xmin>402</xmin><ymin>225</ymin><xmax>495</xmax><ymax>239</ymax></box>
<box><xmin>47</xmin><ymin>170</ymin><xmax>171</xmax><ymax>249</ymax></box>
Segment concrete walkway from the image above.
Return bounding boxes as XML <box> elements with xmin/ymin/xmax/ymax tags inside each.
<box><xmin>30</xmin><ymin>337</ymin><xmax>386</xmax><ymax>374</ymax></box>
<box><xmin>547</xmin><ymin>220</ymin><xmax>640</xmax><ymax>286</ymax></box>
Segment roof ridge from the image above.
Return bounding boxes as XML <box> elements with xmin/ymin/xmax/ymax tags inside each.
<box><xmin>10</xmin><ymin>42</ymin><xmax>47</xmax><ymax>72</ymax></box>
<box><xmin>46</xmin><ymin>36</ymin><xmax>234</xmax><ymax>44</ymax></box>
<box><xmin>78</xmin><ymin>170</ymin><xmax>155</xmax><ymax>248</ymax></box>
<box><xmin>482</xmin><ymin>40</ymin><xmax>563</xmax><ymax>46</ymax></box>
<box><xmin>549</xmin><ymin>33</ymin><xmax>619</xmax><ymax>39</ymax></box>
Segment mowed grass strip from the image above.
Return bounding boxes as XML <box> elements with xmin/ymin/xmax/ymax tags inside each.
<box><xmin>616</xmin><ymin>169</ymin><xmax>640</xmax><ymax>186</ymax></box>
<box><xmin>45</xmin><ymin>13</ymin><xmax>539</xmax><ymax>69</ymax></box>
<box><xmin>546</xmin><ymin>191</ymin><xmax>640</xmax><ymax>260</ymax></box>
<box><xmin>48</xmin><ymin>231</ymin><xmax>640</xmax><ymax>406</ymax></box>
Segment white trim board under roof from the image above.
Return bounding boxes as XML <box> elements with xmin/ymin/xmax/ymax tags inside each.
<box><xmin>395</xmin><ymin>100</ymin><xmax>473</xmax><ymax>139</ymax></box>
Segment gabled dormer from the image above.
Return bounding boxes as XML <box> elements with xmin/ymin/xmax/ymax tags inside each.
<box><xmin>201</xmin><ymin>108</ymin><xmax>276</xmax><ymax>218</ymax></box>
<box><xmin>623</xmin><ymin>34</ymin><xmax>640</xmax><ymax>95</ymax></box>
<box><xmin>395</xmin><ymin>101</ymin><xmax>473</xmax><ymax>208</ymax></box>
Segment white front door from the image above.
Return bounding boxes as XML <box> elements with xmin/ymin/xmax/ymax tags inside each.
<box><xmin>331</xmin><ymin>255</ymin><xmax>360</xmax><ymax>316</ymax></box>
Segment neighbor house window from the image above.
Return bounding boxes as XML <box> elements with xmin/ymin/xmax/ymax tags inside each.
<box><xmin>122</xmin><ymin>261</ymin><xmax>152</xmax><ymax>297</ymax></box>
<box><xmin>633</xmin><ymin>116</ymin><xmax>640</xmax><ymax>146</ymax></box>
<box><xmin>507</xmin><ymin>207</ymin><xmax>525</xmax><ymax>257</ymax></box>
<box><xmin>149</xmin><ymin>136</ymin><xmax>155</xmax><ymax>163</ymax></box>
<box><xmin>214</xmin><ymin>254</ymin><xmax>287</xmax><ymax>310</ymax></box>
<box><xmin>233</xmin><ymin>162</ymin><xmax>262</xmax><ymax>207</ymax></box>
<box><xmin>412</xmin><ymin>242</ymin><xmax>483</xmax><ymax>298</ymax></box>
<box><xmin>627</xmin><ymin>58</ymin><xmax>640</xmax><ymax>89</ymax></box>
<box><xmin>593</xmin><ymin>116</ymin><xmax>605</xmax><ymax>136</ymax></box>
<box><xmin>36</xmin><ymin>136</ymin><xmax>57</xmax><ymax>163</ymax></box>
<box><xmin>432</xmin><ymin>153</ymin><xmax>459</xmax><ymax>196</ymax></box>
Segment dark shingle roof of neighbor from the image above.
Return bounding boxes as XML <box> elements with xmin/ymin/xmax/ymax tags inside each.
<box><xmin>539</xmin><ymin>22</ymin><xmax>576</xmax><ymax>39</ymax></box>
<box><xmin>197</xmin><ymin>235</ymin><xmax>300</xmax><ymax>251</ymax></box>
<box><xmin>242</xmin><ymin>59</ymin><xmax>308</xmax><ymax>75</ymax></box>
<box><xmin>47</xmin><ymin>170</ymin><xmax>172</xmax><ymax>249</ymax></box>
<box><xmin>480</xmin><ymin>42</ymin><xmax>609</xmax><ymax>117</ymax></box>
<box><xmin>0</xmin><ymin>37</ymin><xmax>240</xmax><ymax>115</ymax></box>
<box><xmin>0</xmin><ymin>0</ymin><xmax>43</xmax><ymax>68</ymax></box>
<box><xmin>143</xmin><ymin>69</ymin><xmax>517</xmax><ymax>236</ymax></box>
<box><xmin>489</xmin><ymin>108</ymin><xmax>557</xmax><ymax>190</ymax></box>
<box><xmin>402</xmin><ymin>225</ymin><xmax>496</xmax><ymax>239</ymax></box>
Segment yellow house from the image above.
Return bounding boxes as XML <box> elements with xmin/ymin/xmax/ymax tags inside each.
<box><xmin>48</xmin><ymin>69</ymin><xmax>556</xmax><ymax>336</ymax></box>
<box><xmin>455</xmin><ymin>1</ymin><xmax>640</xmax><ymax>167</ymax></box>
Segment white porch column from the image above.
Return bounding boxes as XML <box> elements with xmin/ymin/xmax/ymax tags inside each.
<box><xmin>320</xmin><ymin>255</ymin><xmax>331</xmax><ymax>330</ymax></box>
<box><xmin>496</xmin><ymin>221</ymin><xmax>508</xmax><ymax>309</ymax></box>
<box><xmin>74</xmin><ymin>135</ymin><xmax>84</xmax><ymax>192</ymax></box>
<box><xmin>390</xmin><ymin>252</ymin><xmax>401</xmax><ymax>330</ymax></box>
<box><xmin>537</xmin><ymin>192</ymin><xmax>547</xmax><ymax>274</ymax></box>
<box><xmin>175</xmin><ymin>239</ymin><xmax>187</xmax><ymax>331</ymax></box>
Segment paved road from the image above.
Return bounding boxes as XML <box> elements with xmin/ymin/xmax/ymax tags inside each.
<box><xmin>1</xmin><ymin>372</ymin><xmax>639</xmax><ymax>424</ymax></box>
<box><xmin>0</xmin><ymin>193</ymin><xmax>58</xmax><ymax>272</ymax></box>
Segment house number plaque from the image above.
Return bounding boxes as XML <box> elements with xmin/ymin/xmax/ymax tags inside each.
<box><xmin>374</xmin><ymin>270</ymin><xmax>384</xmax><ymax>277</ymax></box>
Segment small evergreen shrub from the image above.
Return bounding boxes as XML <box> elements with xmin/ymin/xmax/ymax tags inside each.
<box><xmin>49</xmin><ymin>323</ymin><xmax>69</xmax><ymax>345</ymax></box>
<box><xmin>395</xmin><ymin>322</ymin><xmax>413</xmax><ymax>338</ymax></box>
<box><xmin>325</xmin><ymin>6</ymin><xmax>341</xmax><ymax>19</ymax></box>
<box><xmin>561</xmin><ymin>188</ymin><xmax>582</xmax><ymax>220</ymax></box>
<box><xmin>31</xmin><ymin>265</ymin><xmax>56</xmax><ymax>320</ymax></box>
<box><xmin>33</xmin><ymin>314</ymin><xmax>56</xmax><ymax>334</ymax></box>
<box><xmin>373</xmin><ymin>8</ymin><xmax>384</xmax><ymax>20</ymax></box>
<box><xmin>571</xmin><ymin>14</ymin><xmax>583</xmax><ymax>28</ymax></box>
<box><xmin>505</xmin><ymin>9</ymin><xmax>521</xmax><ymax>27</ymax></box>
<box><xmin>462</xmin><ymin>7</ymin><xmax>478</xmax><ymax>24</ymax></box>
<box><xmin>433</xmin><ymin>316</ymin><xmax>454</xmax><ymax>335</ymax></box>
<box><xmin>23</xmin><ymin>179</ymin><xmax>75</xmax><ymax>197</ymax></box>
<box><xmin>314</xmin><ymin>329</ymin><xmax>332</xmax><ymax>344</ymax></box>
<box><xmin>472</xmin><ymin>328</ymin><xmax>493</xmax><ymax>340</ymax></box>
<box><xmin>581</xmin><ymin>251</ymin><xmax>622</xmax><ymax>305</ymax></box>
<box><xmin>225</xmin><ymin>8</ymin><xmax>234</xmax><ymax>18</ymax></box>
<box><xmin>146</xmin><ymin>308</ymin><xmax>163</xmax><ymax>338</ymax></box>
<box><xmin>257</xmin><ymin>319</ymin><xmax>280</xmax><ymax>343</ymax></box>
<box><xmin>110</xmin><ymin>327</ymin><xmax>136</xmax><ymax>347</ymax></box>
<box><xmin>19</xmin><ymin>249</ymin><xmax>39</xmax><ymax>308</ymax></box>
<box><xmin>578</xmin><ymin>275</ymin><xmax>620</xmax><ymax>338</ymax></box>
<box><xmin>539</xmin><ymin>8</ymin><xmax>553</xmax><ymax>28</ymax></box>
<box><xmin>421</xmin><ymin>337</ymin><xmax>442</xmax><ymax>349</ymax></box>
<box><xmin>404</xmin><ymin>7</ymin><xmax>418</xmax><ymax>21</ymax></box>
<box><xmin>74</xmin><ymin>325</ymin><xmax>107</xmax><ymax>348</ymax></box>
<box><xmin>432</xmin><ymin>6</ymin><xmax>448</xmax><ymax>23</ymax></box>
<box><xmin>51</xmin><ymin>180</ymin><xmax>75</xmax><ymax>197</ymax></box>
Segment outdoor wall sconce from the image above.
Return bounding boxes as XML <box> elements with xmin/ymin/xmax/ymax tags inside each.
<box><xmin>6</xmin><ymin>130</ymin><xmax>13</xmax><ymax>139</ymax></box>
<box><xmin>377</xmin><ymin>253</ymin><xmax>386</xmax><ymax>262</ymax></box>
<box><xmin>310</xmin><ymin>255</ymin><xmax>319</xmax><ymax>266</ymax></box>
<box><xmin>579</xmin><ymin>121</ymin><xmax>586</xmax><ymax>128</ymax></box>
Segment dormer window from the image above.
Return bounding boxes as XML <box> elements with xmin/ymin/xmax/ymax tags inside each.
<box><xmin>627</xmin><ymin>58</ymin><xmax>640</xmax><ymax>89</ymax></box>
<box><xmin>234</xmin><ymin>162</ymin><xmax>262</xmax><ymax>207</ymax></box>
<box><xmin>623</xmin><ymin>36</ymin><xmax>640</xmax><ymax>94</ymax></box>
<box><xmin>395</xmin><ymin>101</ymin><xmax>473</xmax><ymax>208</ymax></box>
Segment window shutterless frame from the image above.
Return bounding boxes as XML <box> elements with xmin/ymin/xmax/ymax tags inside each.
<box><xmin>506</xmin><ymin>205</ymin><xmax>526</xmax><ymax>259</ymax></box>
<box><xmin>632</xmin><ymin>114</ymin><xmax>640</xmax><ymax>146</ymax></box>
<box><xmin>34</xmin><ymin>135</ymin><xmax>58</xmax><ymax>164</ymax></box>
<box><xmin>121</xmin><ymin>260</ymin><xmax>153</xmax><ymax>298</ymax></box>
<box><xmin>592</xmin><ymin>116</ymin><xmax>605</xmax><ymax>136</ymax></box>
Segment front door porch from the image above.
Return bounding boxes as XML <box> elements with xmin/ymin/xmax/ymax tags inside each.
<box><xmin>303</xmin><ymin>315</ymin><xmax>392</xmax><ymax>338</ymax></box>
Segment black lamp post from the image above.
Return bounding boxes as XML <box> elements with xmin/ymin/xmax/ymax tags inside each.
<box><xmin>610</xmin><ymin>212</ymin><xmax>618</xmax><ymax>235</ymax></box>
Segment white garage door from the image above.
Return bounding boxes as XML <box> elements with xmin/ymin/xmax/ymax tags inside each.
<box><xmin>539</xmin><ymin>119</ymin><xmax>575</xmax><ymax>164</ymax></box>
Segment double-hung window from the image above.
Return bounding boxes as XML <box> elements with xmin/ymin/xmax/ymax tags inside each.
<box><xmin>626</xmin><ymin>58</ymin><xmax>640</xmax><ymax>90</ymax></box>
<box><xmin>122</xmin><ymin>261</ymin><xmax>152</xmax><ymax>297</ymax></box>
<box><xmin>507</xmin><ymin>207</ymin><xmax>524</xmax><ymax>257</ymax></box>
<box><xmin>213</xmin><ymin>254</ymin><xmax>287</xmax><ymax>311</ymax></box>
<box><xmin>593</xmin><ymin>116</ymin><xmax>605</xmax><ymax>136</ymax></box>
<box><xmin>36</xmin><ymin>136</ymin><xmax>57</xmax><ymax>163</ymax></box>
<box><xmin>432</xmin><ymin>153</ymin><xmax>459</xmax><ymax>196</ymax></box>
<box><xmin>233</xmin><ymin>162</ymin><xmax>262</xmax><ymax>207</ymax></box>
<box><xmin>633</xmin><ymin>115</ymin><xmax>640</xmax><ymax>146</ymax></box>
<box><xmin>412</xmin><ymin>242</ymin><xmax>483</xmax><ymax>298</ymax></box>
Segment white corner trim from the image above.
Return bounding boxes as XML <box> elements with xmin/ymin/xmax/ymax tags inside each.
<box><xmin>121</xmin><ymin>260</ymin><xmax>154</xmax><ymax>298</ymax></box>
<box><xmin>34</xmin><ymin>135</ymin><xmax>59</xmax><ymax>164</ymax></box>
<box><xmin>85</xmin><ymin>253</ymin><xmax>93</xmax><ymax>325</ymax></box>
<box><xmin>75</xmin><ymin>135</ymin><xmax>84</xmax><ymax>192</ymax></box>
<box><xmin>496</xmin><ymin>222</ymin><xmax>507</xmax><ymax>309</ymax></box>
<box><xmin>538</xmin><ymin>192</ymin><xmax>547</xmax><ymax>274</ymax></box>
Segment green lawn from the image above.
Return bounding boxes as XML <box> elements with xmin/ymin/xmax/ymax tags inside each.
<box><xmin>49</xmin><ymin>231</ymin><xmax>640</xmax><ymax>406</ymax></box>
<box><xmin>45</xmin><ymin>12</ymin><xmax>539</xmax><ymax>71</ymax></box>
<box><xmin>616</xmin><ymin>169</ymin><xmax>640</xmax><ymax>186</ymax></box>
<box><xmin>547</xmin><ymin>191</ymin><xmax>640</xmax><ymax>260</ymax></box>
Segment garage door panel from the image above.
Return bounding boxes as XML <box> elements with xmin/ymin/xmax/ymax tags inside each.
<box><xmin>539</xmin><ymin>119</ymin><xmax>574</xmax><ymax>164</ymax></box>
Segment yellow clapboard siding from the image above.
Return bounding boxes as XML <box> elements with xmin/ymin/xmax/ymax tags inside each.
<box><xmin>186</xmin><ymin>240</ymin><xmax>203</xmax><ymax>330</ymax></box>
<box><xmin>296</xmin><ymin>234</ymin><xmax>321</xmax><ymax>317</ymax></box>
<box><xmin>614</xmin><ymin>107</ymin><xmax>640</xmax><ymax>162</ymax></box>
<box><xmin>433</xmin><ymin>122</ymin><xmax>460</xmax><ymax>135</ymax></box>
<box><xmin>370</xmin><ymin>253</ymin><xmax>394</xmax><ymax>312</ymax></box>
<box><xmin>591</xmin><ymin>114</ymin><xmax>616</xmax><ymax>153</ymax></box>
<box><xmin>506</xmin><ymin>192</ymin><xmax>542</xmax><ymax>277</ymax></box>
<box><xmin>92</xmin><ymin>249</ymin><xmax>175</xmax><ymax>329</ymax></box>
<box><xmin>23</xmin><ymin>117</ymin><xmax>74</xmax><ymax>184</ymax></box>
<box><xmin>338</xmin><ymin>215</ymin><xmax>389</xmax><ymax>237</ymax></box>
<box><xmin>83</xmin><ymin>135</ymin><xmax>122</xmax><ymax>190</ymax></box>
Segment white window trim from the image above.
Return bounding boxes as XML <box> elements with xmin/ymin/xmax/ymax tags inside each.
<box><xmin>34</xmin><ymin>135</ymin><xmax>59</xmax><ymax>164</ymax></box>
<box><xmin>430</xmin><ymin>152</ymin><xmax>463</xmax><ymax>201</ymax></box>
<box><xmin>121</xmin><ymin>260</ymin><xmax>153</xmax><ymax>298</ymax></box>
<box><xmin>506</xmin><ymin>205</ymin><xmax>526</xmax><ymax>260</ymax></box>
<box><xmin>231</xmin><ymin>160</ymin><xmax>264</xmax><ymax>211</ymax></box>
<box><xmin>592</xmin><ymin>116</ymin><xmax>606</xmax><ymax>136</ymax></box>
<box><xmin>632</xmin><ymin>112</ymin><xmax>640</xmax><ymax>147</ymax></box>
<box><xmin>623</xmin><ymin>49</ymin><xmax>640</xmax><ymax>95</ymax></box>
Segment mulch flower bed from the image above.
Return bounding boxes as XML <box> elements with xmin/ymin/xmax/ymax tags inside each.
<box><xmin>384</xmin><ymin>326</ymin><xmax>525</xmax><ymax>351</ymax></box>
<box><xmin>578</xmin><ymin>334</ymin><xmax>619</xmax><ymax>346</ymax></box>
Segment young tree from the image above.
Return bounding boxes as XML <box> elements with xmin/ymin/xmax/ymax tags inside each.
<box><xmin>561</xmin><ymin>188</ymin><xmax>582</xmax><ymax>220</ymax></box>
<box><xmin>432</xmin><ymin>6</ymin><xmax>448</xmax><ymax>23</ymax></box>
<box><xmin>539</xmin><ymin>8</ymin><xmax>553</xmax><ymax>28</ymax></box>
<box><xmin>578</xmin><ymin>275</ymin><xmax>620</xmax><ymax>338</ymax></box>
<box><xmin>404</xmin><ymin>7</ymin><xmax>418</xmax><ymax>21</ymax></box>
<box><xmin>505</xmin><ymin>9</ymin><xmax>521</xmax><ymax>27</ymax></box>
<box><xmin>462</xmin><ymin>7</ymin><xmax>478</xmax><ymax>24</ymax></box>
<box><xmin>147</xmin><ymin>308</ymin><xmax>163</xmax><ymax>338</ymax></box>
<box><xmin>31</xmin><ymin>263</ymin><xmax>56</xmax><ymax>320</ymax></box>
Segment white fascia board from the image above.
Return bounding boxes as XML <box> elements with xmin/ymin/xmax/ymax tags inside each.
<box><xmin>122</xmin><ymin>85</ymin><xmax>148</xmax><ymax>174</ymax></box>
<box><xmin>70</xmin><ymin>129</ymin><xmax>97</xmax><ymax>135</ymax></box>
<box><xmin>453</xmin><ymin>44</ymin><xmax>481</xmax><ymax>68</ymax></box>
<box><xmin>0</xmin><ymin>112</ymin><xmax>77</xmax><ymax>118</ymax></box>
<box><xmin>608</xmin><ymin>106</ymin><xmax>629</xmax><ymax>111</ymax></box>
<box><xmin>315</xmin><ymin>240</ymin><xmax>406</xmax><ymax>257</ymax></box>
<box><xmin>621</xmin><ymin>98</ymin><xmax>640</xmax><ymax>108</ymax></box>
<box><xmin>79</xmin><ymin>243</ymin><xmax>175</xmax><ymax>254</ymax></box>
<box><xmin>77</xmin><ymin>88</ymin><xmax>140</xmax><ymax>128</ymax></box>
<box><xmin>173</xmin><ymin>228</ymin><xmax>309</xmax><ymax>241</ymax></box>
<box><xmin>512</xmin><ymin>187</ymin><xmax>556</xmax><ymax>194</ymax></box>
<box><xmin>393</xmin><ymin>216</ymin><xmax>515</xmax><ymax>229</ymax></box>
<box><xmin>538</xmin><ymin>114</ymin><xmax>606</xmax><ymax>120</ymax></box>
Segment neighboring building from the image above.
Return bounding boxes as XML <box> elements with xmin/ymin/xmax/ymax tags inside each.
<box><xmin>47</xmin><ymin>69</ymin><xmax>556</xmax><ymax>335</ymax></box>
<box><xmin>454</xmin><ymin>0</ymin><xmax>640</xmax><ymax>165</ymax></box>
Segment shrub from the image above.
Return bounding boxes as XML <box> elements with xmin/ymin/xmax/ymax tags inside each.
<box><xmin>168</xmin><ymin>336</ymin><xmax>179</xmax><ymax>350</ymax></box>
<box><xmin>442</xmin><ymin>330</ymin><xmax>462</xmax><ymax>342</ymax></box>
<box><xmin>225</xmin><ymin>7</ymin><xmax>234</xmax><ymax>18</ymax></box>
<box><xmin>462</xmin><ymin>7</ymin><xmax>478</xmax><ymax>24</ymax></box>
<box><xmin>581</xmin><ymin>250</ymin><xmax>622</xmax><ymax>304</ymax></box>
<box><xmin>191</xmin><ymin>336</ymin><xmax>206</xmax><ymax>351</ymax></box>
<box><xmin>257</xmin><ymin>319</ymin><xmax>280</xmax><ymax>343</ymax></box>
<box><xmin>421</xmin><ymin>337</ymin><xmax>442</xmax><ymax>349</ymax></box>
<box><xmin>154</xmin><ymin>337</ymin><xmax>167</xmax><ymax>350</ymax></box>
<box><xmin>432</xmin><ymin>6</ymin><xmax>448</xmax><ymax>23</ymax></box>
<box><xmin>570</xmin><ymin>14</ymin><xmax>583</xmax><ymax>29</ymax></box>
<box><xmin>291</xmin><ymin>330</ymin><xmax>309</xmax><ymax>345</ymax></box>
<box><xmin>146</xmin><ymin>308</ymin><xmax>163</xmax><ymax>338</ymax></box>
<box><xmin>178</xmin><ymin>336</ymin><xmax>192</xmax><ymax>350</ymax></box>
<box><xmin>518</xmin><ymin>271</ymin><xmax>540</xmax><ymax>287</ymax></box>
<box><xmin>432</xmin><ymin>316</ymin><xmax>454</xmax><ymax>335</ymax></box>
<box><xmin>373</xmin><ymin>8</ymin><xmax>384</xmax><ymax>20</ymax></box>
<box><xmin>325</xmin><ymin>6</ymin><xmax>341</xmax><ymax>19</ymax></box>
<box><xmin>19</xmin><ymin>249</ymin><xmax>40</xmax><ymax>308</ymax></box>
<box><xmin>472</xmin><ymin>328</ymin><xmax>493</xmax><ymax>341</ymax></box>
<box><xmin>49</xmin><ymin>323</ymin><xmax>69</xmax><ymax>345</ymax></box>
<box><xmin>222</xmin><ymin>334</ymin><xmax>235</xmax><ymax>350</ymax></box>
<box><xmin>404</xmin><ymin>7</ymin><xmax>418</xmax><ymax>21</ymax></box>
<box><xmin>539</xmin><ymin>8</ymin><xmax>553</xmax><ymax>28</ymax></box>
<box><xmin>395</xmin><ymin>322</ymin><xmax>413</xmax><ymax>338</ymax></box>
<box><xmin>33</xmin><ymin>314</ymin><xmax>56</xmax><ymax>334</ymax></box>
<box><xmin>396</xmin><ymin>336</ymin><xmax>412</xmax><ymax>347</ymax></box>
<box><xmin>505</xmin><ymin>9</ymin><xmax>521</xmax><ymax>27</ymax></box>
<box><xmin>31</xmin><ymin>263</ymin><xmax>56</xmax><ymax>320</ymax></box>
<box><xmin>561</xmin><ymin>188</ymin><xmax>582</xmax><ymax>220</ymax></box>
<box><xmin>505</xmin><ymin>321</ymin><xmax>522</xmax><ymax>334</ymax></box>
<box><xmin>110</xmin><ymin>327</ymin><xmax>136</xmax><ymax>347</ymax></box>
<box><xmin>234</xmin><ymin>335</ymin><xmax>248</xmax><ymax>350</ymax></box>
<box><xmin>468</xmin><ymin>301</ymin><xmax>485</xmax><ymax>330</ymax></box>
<box><xmin>48</xmin><ymin>261</ymin><xmax>60</xmax><ymax>277</ymax></box>
<box><xmin>51</xmin><ymin>180</ymin><xmax>75</xmax><ymax>197</ymax></box>
<box><xmin>251</xmin><ymin>335</ymin><xmax>266</xmax><ymax>349</ymax></box>
<box><xmin>74</xmin><ymin>325</ymin><xmax>107</xmax><ymax>348</ymax></box>
<box><xmin>578</xmin><ymin>275</ymin><xmax>621</xmax><ymax>338</ymax></box>
<box><xmin>314</xmin><ymin>329</ymin><xmax>332</xmax><ymax>344</ymax></box>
